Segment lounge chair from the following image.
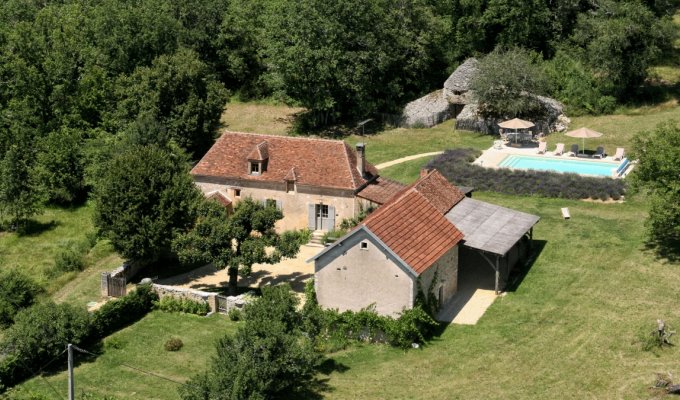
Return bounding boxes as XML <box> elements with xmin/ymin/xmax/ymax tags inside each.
<box><xmin>537</xmin><ymin>141</ymin><xmax>547</xmax><ymax>154</ymax></box>
<box><xmin>592</xmin><ymin>146</ymin><xmax>605</xmax><ymax>159</ymax></box>
<box><xmin>566</xmin><ymin>144</ymin><xmax>579</xmax><ymax>157</ymax></box>
<box><xmin>613</xmin><ymin>147</ymin><xmax>625</xmax><ymax>161</ymax></box>
<box><xmin>553</xmin><ymin>143</ymin><xmax>565</xmax><ymax>156</ymax></box>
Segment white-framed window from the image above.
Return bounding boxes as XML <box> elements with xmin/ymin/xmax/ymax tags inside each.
<box><xmin>250</xmin><ymin>162</ymin><xmax>261</xmax><ymax>175</ymax></box>
<box><xmin>286</xmin><ymin>180</ymin><xmax>295</xmax><ymax>193</ymax></box>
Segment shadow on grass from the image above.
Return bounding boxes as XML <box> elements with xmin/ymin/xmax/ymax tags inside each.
<box><xmin>645</xmin><ymin>239</ymin><xmax>680</xmax><ymax>263</ymax></box>
<box><xmin>505</xmin><ymin>239</ymin><xmax>547</xmax><ymax>292</ymax></box>
<box><xmin>281</xmin><ymin>358</ymin><xmax>350</xmax><ymax>400</ymax></box>
<box><xmin>15</xmin><ymin>219</ymin><xmax>60</xmax><ymax>237</ymax></box>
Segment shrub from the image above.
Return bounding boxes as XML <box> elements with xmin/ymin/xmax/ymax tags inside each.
<box><xmin>322</xmin><ymin>228</ymin><xmax>348</xmax><ymax>244</ymax></box>
<box><xmin>164</xmin><ymin>337</ymin><xmax>184</xmax><ymax>352</ymax></box>
<box><xmin>427</xmin><ymin>149</ymin><xmax>626</xmax><ymax>200</ymax></box>
<box><xmin>154</xmin><ymin>297</ymin><xmax>210</xmax><ymax>316</ymax></box>
<box><xmin>0</xmin><ymin>302</ymin><xmax>91</xmax><ymax>389</ymax></box>
<box><xmin>54</xmin><ymin>246</ymin><xmax>86</xmax><ymax>273</ymax></box>
<box><xmin>228</xmin><ymin>307</ymin><xmax>242</xmax><ymax>321</ymax></box>
<box><xmin>0</xmin><ymin>270</ymin><xmax>42</xmax><ymax>328</ymax></box>
<box><xmin>91</xmin><ymin>284</ymin><xmax>158</xmax><ymax>338</ymax></box>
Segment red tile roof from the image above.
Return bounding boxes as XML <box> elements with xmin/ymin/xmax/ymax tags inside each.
<box><xmin>206</xmin><ymin>191</ymin><xmax>232</xmax><ymax>207</ymax></box>
<box><xmin>360</xmin><ymin>170</ymin><xmax>465</xmax><ymax>275</ymax></box>
<box><xmin>191</xmin><ymin>132</ymin><xmax>378</xmax><ymax>190</ymax></box>
<box><xmin>411</xmin><ymin>169</ymin><xmax>466</xmax><ymax>214</ymax></box>
<box><xmin>247</xmin><ymin>141</ymin><xmax>269</xmax><ymax>161</ymax></box>
<box><xmin>356</xmin><ymin>177</ymin><xmax>406</xmax><ymax>205</ymax></box>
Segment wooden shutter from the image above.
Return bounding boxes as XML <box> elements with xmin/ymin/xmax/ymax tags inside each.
<box><xmin>325</xmin><ymin>205</ymin><xmax>336</xmax><ymax>230</ymax></box>
<box><xmin>276</xmin><ymin>199</ymin><xmax>282</xmax><ymax>210</ymax></box>
<box><xmin>308</xmin><ymin>204</ymin><xmax>316</xmax><ymax>230</ymax></box>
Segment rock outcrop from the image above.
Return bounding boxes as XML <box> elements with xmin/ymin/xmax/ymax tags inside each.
<box><xmin>443</xmin><ymin>58</ymin><xmax>479</xmax><ymax>104</ymax></box>
<box><xmin>401</xmin><ymin>89</ymin><xmax>452</xmax><ymax>128</ymax></box>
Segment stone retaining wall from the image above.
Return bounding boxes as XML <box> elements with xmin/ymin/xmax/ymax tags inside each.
<box><xmin>150</xmin><ymin>284</ymin><xmax>250</xmax><ymax>314</ymax></box>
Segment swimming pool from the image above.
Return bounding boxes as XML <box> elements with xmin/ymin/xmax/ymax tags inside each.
<box><xmin>498</xmin><ymin>154</ymin><xmax>621</xmax><ymax>177</ymax></box>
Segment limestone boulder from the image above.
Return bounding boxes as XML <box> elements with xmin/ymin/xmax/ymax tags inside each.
<box><xmin>401</xmin><ymin>89</ymin><xmax>452</xmax><ymax>128</ymax></box>
<box><xmin>443</xmin><ymin>58</ymin><xmax>479</xmax><ymax>104</ymax></box>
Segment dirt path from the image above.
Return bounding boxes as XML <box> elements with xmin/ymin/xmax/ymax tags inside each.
<box><xmin>374</xmin><ymin>151</ymin><xmax>444</xmax><ymax>170</ymax></box>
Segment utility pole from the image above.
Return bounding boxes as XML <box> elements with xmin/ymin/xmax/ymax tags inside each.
<box><xmin>68</xmin><ymin>344</ymin><xmax>74</xmax><ymax>400</ymax></box>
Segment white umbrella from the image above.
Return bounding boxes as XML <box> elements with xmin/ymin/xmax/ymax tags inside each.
<box><xmin>565</xmin><ymin>127</ymin><xmax>603</xmax><ymax>154</ymax></box>
<box><xmin>499</xmin><ymin>118</ymin><xmax>535</xmax><ymax>145</ymax></box>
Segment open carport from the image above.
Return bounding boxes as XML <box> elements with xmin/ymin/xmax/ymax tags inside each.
<box><xmin>446</xmin><ymin>197</ymin><xmax>540</xmax><ymax>294</ymax></box>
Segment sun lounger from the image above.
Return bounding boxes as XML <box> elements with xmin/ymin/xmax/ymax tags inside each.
<box><xmin>592</xmin><ymin>146</ymin><xmax>605</xmax><ymax>159</ymax></box>
<box><xmin>566</xmin><ymin>144</ymin><xmax>578</xmax><ymax>157</ymax></box>
<box><xmin>553</xmin><ymin>143</ymin><xmax>565</xmax><ymax>156</ymax></box>
<box><xmin>613</xmin><ymin>147</ymin><xmax>625</xmax><ymax>161</ymax></box>
<box><xmin>537</xmin><ymin>141</ymin><xmax>547</xmax><ymax>154</ymax></box>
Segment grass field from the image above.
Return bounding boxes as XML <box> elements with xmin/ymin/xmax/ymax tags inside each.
<box><xmin>321</xmin><ymin>192</ymin><xmax>680</xmax><ymax>399</ymax></box>
<box><xmin>15</xmin><ymin>312</ymin><xmax>236</xmax><ymax>400</ymax></box>
<box><xmin>5</xmin><ymin>102</ymin><xmax>680</xmax><ymax>399</ymax></box>
<box><xmin>0</xmin><ymin>203</ymin><xmax>122</xmax><ymax>298</ymax></box>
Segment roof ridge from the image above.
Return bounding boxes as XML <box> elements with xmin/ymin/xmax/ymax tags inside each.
<box><xmin>221</xmin><ymin>130</ymin><xmax>351</xmax><ymax>145</ymax></box>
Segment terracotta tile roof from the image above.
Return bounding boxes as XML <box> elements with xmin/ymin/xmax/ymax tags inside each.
<box><xmin>206</xmin><ymin>190</ymin><xmax>232</xmax><ymax>207</ymax></box>
<box><xmin>411</xmin><ymin>170</ymin><xmax>466</xmax><ymax>214</ymax></box>
<box><xmin>247</xmin><ymin>141</ymin><xmax>269</xmax><ymax>161</ymax></box>
<box><xmin>361</xmin><ymin>179</ymin><xmax>464</xmax><ymax>275</ymax></box>
<box><xmin>283</xmin><ymin>167</ymin><xmax>297</xmax><ymax>181</ymax></box>
<box><xmin>191</xmin><ymin>132</ymin><xmax>378</xmax><ymax>190</ymax></box>
<box><xmin>356</xmin><ymin>177</ymin><xmax>406</xmax><ymax>205</ymax></box>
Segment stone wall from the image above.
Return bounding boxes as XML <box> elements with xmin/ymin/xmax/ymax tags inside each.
<box><xmin>195</xmin><ymin>177</ymin><xmax>360</xmax><ymax>232</ymax></box>
<box><xmin>151</xmin><ymin>284</ymin><xmax>251</xmax><ymax>314</ymax></box>
<box><xmin>401</xmin><ymin>89</ymin><xmax>453</xmax><ymax>128</ymax></box>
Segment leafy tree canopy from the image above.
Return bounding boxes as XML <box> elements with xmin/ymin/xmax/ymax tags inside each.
<box><xmin>93</xmin><ymin>144</ymin><xmax>201</xmax><ymax>261</ymax></box>
<box><xmin>173</xmin><ymin>198</ymin><xmax>306</xmax><ymax>294</ymax></box>
<box><xmin>470</xmin><ymin>47</ymin><xmax>549</xmax><ymax>119</ymax></box>
<box><xmin>631</xmin><ymin>121</ymin><xmax>680</xmax><ymax>254</ymax></box>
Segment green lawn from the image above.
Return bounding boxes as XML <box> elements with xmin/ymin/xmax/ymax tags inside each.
<box><xmin>15</xmin><ymin>311</ymin><xmax>236</xmax><ymax>400</ymax></box>
<box><xmin>321</xmin><ymin>192</ymin><xmax>680</xmax><ymax>399</ymax></box>
<box><xmin>0</xmin><ymin>202</ymin><xmax>123</xmax><ymax>303</ymax></box>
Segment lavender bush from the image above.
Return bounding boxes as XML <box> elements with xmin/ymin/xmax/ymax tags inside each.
<box><xmin>427</xmin><ymin>149</ymin><xmax>626</xmax><ymax>200</ymax></box>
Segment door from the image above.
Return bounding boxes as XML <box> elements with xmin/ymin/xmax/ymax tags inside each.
<box><xmin>308</xmin><ymin>204</ymin><xmax>335</xmax><ymax>230</ymax></box>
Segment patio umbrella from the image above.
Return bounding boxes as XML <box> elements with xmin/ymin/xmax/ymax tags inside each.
<box><xmin>565</xmin><ymin>127</ymin><xmax>603</xmax><ymax>154</ymax></box>
<box><xmin>499</xmin><ymin>118</ymin><xmax>535</xmax><ymax>144</ymax></box>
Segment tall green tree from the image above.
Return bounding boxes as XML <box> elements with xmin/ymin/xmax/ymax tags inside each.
<box><xmin>264</xmin><ymin>0</ymin><xmax>448</xmax><ymax>126</ymax></box>
<box><xmin>0</xmin><ymin>142</ymin><xmax>44</xmax><ymax>231</ymax></box>
<box><xmin>173</xmin><ymin>198</ymin><xmax>305</xmax><ymax>295</ymax></box>
<box><xmin>470</xmin><ymin>47</ymin><xmax>549</xmax><ymax>119</ymax></box>
<box><xmin>631</xmin><ymin>121</ymin><xmax>680</xmax><ymax>253</ymax></box>
<box><xmin>34</xmin><ymin>127</ymin><xmax>86</xmax><ymax>204</ymax></box>
<box><xmin>569</xmin><ymin>0</ymin><xmax>671</xmax><ymax>98</ymax></box>
<box><xmin>114</xmin><ymin>48</ymin><xmax>228</xmax><ymax>157</ymax></box>
<box><xmin>179</xmin><ymin>284</ymin><xmax>320</xmax><ymax>400</ymax></box>
<box><xmin>93</xmin><ymin>144</ymin><xmax>201</xmax><ymax>262</ymax></box>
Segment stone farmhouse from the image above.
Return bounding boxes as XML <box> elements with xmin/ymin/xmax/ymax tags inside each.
<box><xmin>190</xmin><ymin>131</ymin><xmax>404</xmax><ymax>232</ymax></box>
<box><xmin>309</xmin><ymin>169</ymin><xmax>540</xmax><ymax>317</ymax></box>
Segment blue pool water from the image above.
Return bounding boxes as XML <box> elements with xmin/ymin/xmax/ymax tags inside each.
<box><xmin>498</xmin><ymin>155</ymin><xmax>621</xmax><ymax>177</ymax></box>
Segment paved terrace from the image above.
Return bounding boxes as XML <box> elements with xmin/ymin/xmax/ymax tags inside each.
<box><xmin>473</xmin><ymin>142</ymin><xmax>625</xmax><ymax>169</ymax></box>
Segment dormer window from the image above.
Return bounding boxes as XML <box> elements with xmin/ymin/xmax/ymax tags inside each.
<box><xmin>248</xmin><ymin>141</ymin><xmax>269</xmax><ymax>176</ymax></box>
<box><xmin>250</xmin><ymin>162</ymin><xmax>261</xmax><ymax>175</ymax></box>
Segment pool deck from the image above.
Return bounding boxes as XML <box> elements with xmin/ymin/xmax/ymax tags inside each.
<box><xmin>474</xmin><ymin>142</ymin><xmax>633</xmax><ymax>177</ymax></box>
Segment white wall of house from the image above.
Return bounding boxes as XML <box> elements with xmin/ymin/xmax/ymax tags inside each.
<box><xmin>195</xmin><ymin>177</ymin><xmax>360</xmax><ymax>232</ymax></box>
<box><xmin>314</xmin><ymin>229</ymin><xmax>414</xmax><ymax>317</ymax></box>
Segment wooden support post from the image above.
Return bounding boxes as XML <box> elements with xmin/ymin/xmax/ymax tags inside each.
<box><xmin>494</xmin><ymin>256</ymin><xmax>500</xmax><ymax>295</ymax></box>
<box><xmin>529</xmin><ymin>228</ymin><xmax>533</xmax><ymax>250</ymax></box>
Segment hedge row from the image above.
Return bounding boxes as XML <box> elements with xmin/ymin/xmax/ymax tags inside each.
<box><xmin>427</xmin><ymin>149</ymin><xmax>627</xmax><ymax>200</ymax></box>
<box><xmin>0</xmin><ymin>285</ymin><xmax>158</xmax><ymax>392</ymax></box>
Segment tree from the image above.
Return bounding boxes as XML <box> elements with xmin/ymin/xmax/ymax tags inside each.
<box><xmin>93</xmin><ymin>144</ymin><xmax>201</xmax><ymax>262</ymax></box>
<box><xmin>114</xmin><ymin>48</ymin><xmax>228</xmax><ymax>158</ymax></box>
<box><xmin>0</xmin><ymin>269</ymin><xmax>42</xmax><ymax>328</ymax></box>
<box><xmin>631</xmin><ymin>121</ymin><xmax>680</xmax><ymax>253</ymax></box>
<box><xmin>34</xmin><ymin>127</ymin><xmax>86</xmax><ymax>204</ymax></box>
<box><xmin>470</xmin><ymin>47</ymin><xmax>549</xmax><ymax>119</ymax></box>
<box><xmin>569</xmin><ymin>0</ymin><xmax>671</xmax><ymax>99</ymax></box>
<box><xmin>179</xmin><ymin>284</ymin><xmax>320</xmax><ymax>400</ymax></box>
<box><xmin>0</xmin><ymin>142</ymin><xmax>44</xmax><ymax>231</ymax></box>
<box><xmin>264</xmin><ymin>0</ymin><xmax>448</xmax><ymax>127</ymax></box>
<box><xmin>173</xmin><ymin>198</ymin><xmax>305</xmax><ymax>295</ymax></box>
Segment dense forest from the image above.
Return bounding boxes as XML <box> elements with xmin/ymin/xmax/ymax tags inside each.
<box><xmin>0</xmin><ymin>0</ymin><xmax>677</xmax><ymax>228</ymax></box>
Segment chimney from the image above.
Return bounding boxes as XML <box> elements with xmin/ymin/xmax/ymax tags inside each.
<box><xmin>356</xmin><ymin>143</ymin><xmax>366</xmax><ymax>177</ymax></box>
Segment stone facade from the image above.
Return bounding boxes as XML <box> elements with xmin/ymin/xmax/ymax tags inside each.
<box><xmin>315</xmin><ymin>229</ymin><xmax>414</xmax><ymax>317</ymax></box>
<box><xmin>195</xmin><ymin>177</ymin><xmax>361</xmax><ymax>232</ymax></box>
<box><xmin>314</xmin><ymin>229</ymin><xmax>460</xmax><ymax>317</ymax></box>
